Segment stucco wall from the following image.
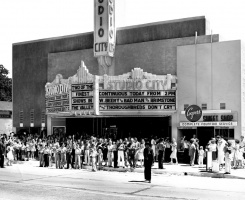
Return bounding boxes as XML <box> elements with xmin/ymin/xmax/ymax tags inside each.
<box><xmin>48</xmin><ymin>34</ymin><xmax>219</xmax><ymax>82</ymax></box>
<box><xmin>177</xmin><ymin>40</ymin><xmax>241</xmax><ymax>139</ymax></box>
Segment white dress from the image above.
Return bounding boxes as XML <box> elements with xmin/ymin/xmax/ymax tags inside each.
<box><xmin>217</xmin><ymin>141</ymin><xmax>225</xmax><ymax>164</ymax></box>
<box><xmin>7</xmin><ymin>146</ymin><xmax>14</xmax><ymax>161</ymax></box>
<box><xmin>151</xmin><ymin>139</ymin><xmax>156</xmax><ymax>156</ymax></box>
<box><xmin>137</xmin><ymin>144</ymin><xmax>145</xmax><ymax>160</ymax></box>
<box><xmin>170</xmin><ymin>142</ymin><xmax>177</xmax><ymax>159</ymax></box>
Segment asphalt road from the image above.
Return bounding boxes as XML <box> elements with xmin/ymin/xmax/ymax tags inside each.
<box><xmin>0</xmin><ymin>163</ymin><xmax>244</xmax><ymax>200</ymax></box>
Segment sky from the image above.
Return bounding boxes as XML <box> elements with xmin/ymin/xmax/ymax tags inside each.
<box><xmin>1</xmin><ymin>0</ymin><xmax>245</xmax><ymax>78</ymax></box>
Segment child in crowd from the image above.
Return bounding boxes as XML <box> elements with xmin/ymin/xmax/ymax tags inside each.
<box><xmin>198</xmin><ymin>146</ymin><xmax>205</xmax><ymax>167</ymax></box>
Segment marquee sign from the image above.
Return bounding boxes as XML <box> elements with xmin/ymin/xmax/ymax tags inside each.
<box><xmin>71</xmin><ymin>83</ymin><xmax>94</xmax><ymax>111</ymax></box>
<box><xmin>94</xmin><ymin>0</ymin><xmax>116</xmax><ymax>57</ymax></box>
<box><xmin>45</xmin><ymin>75</ymin><xmax>70</xmax><ymax>114</ymax></box>
<box><xmin>99</xmin><ymin>68</ymin><xmax>177</xmax><ymax>112</ymax></box>
<box><xmin>45</xmin><ymin>61</ymin><xmax>177</xmax><ymax>116</ymax></box>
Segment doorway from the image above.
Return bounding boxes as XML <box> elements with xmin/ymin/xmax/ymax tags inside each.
<box><xmin>197</xmin><ymin>127</ymin><xmax>214</xmax><ymax>148</ymax></box>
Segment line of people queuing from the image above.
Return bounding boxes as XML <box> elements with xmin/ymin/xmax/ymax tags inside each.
<box><xmin>0</xmin><ymin>133</ymin><xmax>180</xmax><ymax>171</ymax></box>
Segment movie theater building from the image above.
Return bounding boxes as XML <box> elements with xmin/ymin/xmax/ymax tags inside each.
<box><xmin>12</xmin><ymin>13</ymin><xmax>245</xmax><ymax>146</ymax></box>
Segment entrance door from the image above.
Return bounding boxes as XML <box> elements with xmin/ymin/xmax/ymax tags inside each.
<box><xmin>197</xmin><ymin>127</ymin><xmax>214</xmax><ymax>148</ymax></box>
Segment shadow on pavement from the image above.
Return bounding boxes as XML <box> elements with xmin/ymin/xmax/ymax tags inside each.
<box><xmin>128</xmin><ymin>180</ymin><xmax>147</xmax><ymax>183</ymax></box>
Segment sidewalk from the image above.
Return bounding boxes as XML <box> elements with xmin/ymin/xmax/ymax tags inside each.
<box><xmin>10</xmin><ymin>160</ymin><xmax>245</xmax><ymax>180</ymax></box>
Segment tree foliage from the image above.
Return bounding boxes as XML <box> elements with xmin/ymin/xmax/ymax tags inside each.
<box><xmin>0</xmin><ymin>64</ymin><xmax>12</xmax><ymax>102</ymax></box>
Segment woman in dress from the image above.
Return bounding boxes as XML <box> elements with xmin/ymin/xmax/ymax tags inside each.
<box><xmin>151</xmin><ymin>138</ymin><xmax>156</xmax><ymax>161</ymax></box>
<box><xmin>7</xmin><ymin>143</ymin><xmax>14</xmax><ymax>166</ymax></box>
<box><xmin>31</xmin><ymin>139</ymin><xmax>36</xmax><ymax>160</ymax></box>
<box><xmin>233</xmin><ymin>139</ymin><xmax>240</xmax><ymax>169</ymax></box>
<box><xmin>137</xmin><ymin>139</ymin><xmax>145</xmax><ymax>168</ymax></box>
<box><xmin>170</xmin><ymin>138</ymin><xmax>178</xmax><ymax>165</ymax></box>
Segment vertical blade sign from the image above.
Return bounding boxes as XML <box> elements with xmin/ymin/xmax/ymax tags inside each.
<box><xmin>94</xmin><ymin>0</ymin><xmax>116</xmax><ymax>57</ymax></box>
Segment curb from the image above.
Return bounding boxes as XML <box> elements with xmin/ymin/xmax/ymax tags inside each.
<box><xmin>81</xmin><ymin>165</ymin><xmax>245</xmax><ymax>180</ymax></box>
<box><xmin>11</xmin><ymin>161</ymin><xmax>245</xmax><ymax>180</ymax></box>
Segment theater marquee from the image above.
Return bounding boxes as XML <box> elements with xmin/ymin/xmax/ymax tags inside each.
<box><xmin>45</xmin><ymin>61</ymin><xmax>177</xmax><ymax>116</ymax></box>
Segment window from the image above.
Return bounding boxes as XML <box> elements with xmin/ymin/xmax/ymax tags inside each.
<box><xmin>220</xmin><ymin>103</ymin><xmax>226</xmax><ymax>110</ymax></box>
<box><xmin>202</xmin><ymin>103</ymin><xmax>207</xmax><ymax>110</ymax></box>
<box><xmin>184</xmin><ymin>104</ymin><xmax>189</xmax><ymax>110</ymax></box>
<box><xmin>215</xmin><ymin>129</ymin><xmax>234</xmax><ymax>140</ymax></box>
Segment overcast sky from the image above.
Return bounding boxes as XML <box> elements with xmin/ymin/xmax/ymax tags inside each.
<box><xmin>1</xmin><ymin>0</ymin><xmax>245</xmax><ymax>78</ymax></box>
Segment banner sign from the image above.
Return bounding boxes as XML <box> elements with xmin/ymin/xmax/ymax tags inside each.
<box><xmin>71</xmin><ymin>83</ymin><xmax>94</xmax><ymax>111</ymax></box>
<box><xmin>94</xmin><ymin>0</ymin><xmax>116</xmax><ymax>57</ymax></box>
<box><xmin>180</xmin><ymin>121</ymin><xmax>237</xmax><ymax>127</ymax></box>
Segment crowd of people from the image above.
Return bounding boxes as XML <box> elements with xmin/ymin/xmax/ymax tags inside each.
<box><xmin>180</xmin><ymin>135</ymin><xmax>245</xmax><ymax>174</ymax></box>
<box><xmin>0</xmin><ymin>133</ymin><xmax>245</xmax><ymax>175</ymax></box>
<box><xmin>0</xmin><ymin>133</ymin><xmax>178</xmax><ymax>171</ymax></box>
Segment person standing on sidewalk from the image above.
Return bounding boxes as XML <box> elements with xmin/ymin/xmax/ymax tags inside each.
<box><xmin>66</xmin><ymin>144</ymin><xmax>72</xmax><ymax>169</ymax></box>
<box><xmin>189</xmin><ymin>139</ymin><xmax>196</xmax><ymax>166</ymax></box>
<box><xmin>74</xmin><ymin>143</ymin><xmax>81</xmax><ymax>169</ymax></box>
<box><xmin>91</xmin><ymin>145</ymin><xmax>98</xmax><ymax>172</ymax></box>
<box><xmin>112</xmin><ymin>141</ymin><xmax>118</xmax><ymax>168</ymax></box>
<box><xmin>164</xmin><ymin>138</ymin><xmax>171</xmax><ymax>163</ymax></box>
<box><xmin>0</xmin><ymin>138</ymin><xmax>6</xmax><ymax>168</ymax></box>
<box><xmin>143</xmin><ymin>142</ymin><xmax>154</xmax><ymax>183</ymax></box>
<box><xmin>170</xmin><ymin>138</ymin><xmax>178</xmax><ymax>165</ymax></box>
<box><xmin>60</xmin><ymin>143</ymin><xmax>67</xmax><ymax>169</ymax></box>
<box><xmin>107</xmin><ymin>140</ymin><xmax>113</xmax><ymax>167</ymax></box>
<box><xmin>43</xmin><ymin>145</ymin><xmax>50</xmax><ymax>167</ymax></box>
<box><xmin>217</xmin><ymin>136</ymin><xmax>226</xmax><ymax>169</ymax></box>
<box><xmin>117</xmin><ymin>139</ymin><xmax>125</xmax><ymax>168</ymax></box>
<box><xmin>84</xmin><ymin>140</ymin><xmax>90</xmax><ymax>165</ymax></box>
<box><xmin>128</xmin><ymin>138</ymin><xmax>136</xmax><ymax>169</ymax></box>
<box><xmin>181</xmin><ymin>136</ymin><xmax>190</xmax><ymax>164</ymax></box>
<box><xmin>157</xmin><ymin>138</ymin><xmax>166</xmax><ymax>169</ymax></box>
<box><xmin>224</xmin><ymin>141</ymin><xmax>232</xmax><ymax>174</ymax></box>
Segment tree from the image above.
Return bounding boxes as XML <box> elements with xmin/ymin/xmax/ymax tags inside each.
<box><xmin>0</xmin><ymin>64</ymin><xmax>12</xmax><ymax>102</ymax></box>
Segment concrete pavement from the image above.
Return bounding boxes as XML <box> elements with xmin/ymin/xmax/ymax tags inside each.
<box><xmin>1</xmin><ymin>163</ymin><xmax>245</xmax><ymax>200</ymax></box>
<box><xmin>7</xmin><ymin>159</ymin><xmax>245</xmax><ymax>180</ymax></box>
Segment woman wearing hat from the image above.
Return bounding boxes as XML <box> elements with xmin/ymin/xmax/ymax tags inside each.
<box><xmin>143</xmin><ymin>142</ymin><xmax>154</xmax><ymax>183</ymax></box>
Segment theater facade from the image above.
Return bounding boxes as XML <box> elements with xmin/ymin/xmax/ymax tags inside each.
<box><xmin>12</xmin><ymin>12</ymin><xmax>245</xmax><ymax>147</ymax></box>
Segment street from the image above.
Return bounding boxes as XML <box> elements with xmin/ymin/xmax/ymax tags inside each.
<box><xmin>0</xmin><ymin>163</ymin><xmax>244</xmax><ymax>200</ymax></box>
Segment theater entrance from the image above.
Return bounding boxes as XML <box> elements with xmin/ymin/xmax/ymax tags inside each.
<box><xmin>66</xmin><ymin>116</ymin><xmax>171</xmax><ymax>140</ymax></box>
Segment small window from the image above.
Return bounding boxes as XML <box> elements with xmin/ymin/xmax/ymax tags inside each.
<box><xmin>220</xmin><ymin>103</ymin><xmax>226</xmax><ymax>110</ymax></box>
<box><xmin>184</xmin><ymin>104</ymin><xmax>189</xmax><ymax>110</ymax></box>
<box><xmin>202</xmin><ymin>104</ymin><xmax>207</xmax><ymax>110</ymax></box>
